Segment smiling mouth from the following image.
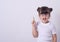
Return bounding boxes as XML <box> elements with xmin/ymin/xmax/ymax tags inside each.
<box><xmin>43</xmin><ymin>18</ymin><xmax>46</xmax><ymax>20</ymax></box>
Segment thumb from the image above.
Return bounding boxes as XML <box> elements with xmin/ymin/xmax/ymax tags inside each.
<box><xmin>33</xmin><ymin>17</ymin><xmax>35</xmax><ymax>22</ymax></box>
<box><xmin>32</xmin><ymin>17</ymin><xmax>36</xmax><ymax>24</ymax></box>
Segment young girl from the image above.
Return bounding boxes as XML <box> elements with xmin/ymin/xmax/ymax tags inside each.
<box><xmin>32</xmin><ymin>6</ymin><xmax>57</xmax><ymax>42</ymax></box>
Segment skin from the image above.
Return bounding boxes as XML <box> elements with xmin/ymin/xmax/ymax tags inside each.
<box><xmin>39</xmin><ymin>13</ymin><xmax>50</xmax><ymax>23</ymax></box>
<box><xmin>32</xmin><ymin>13</ymin><xmax>57</xmax><ymax>42</ymax></box>
<box><xmin>32</xmin><ymin>17</ymin><xmax>38</xmax><ymax>38</ymax></box>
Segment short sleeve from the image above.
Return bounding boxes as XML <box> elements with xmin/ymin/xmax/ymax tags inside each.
<box><xmin>51</xmin><ymin>25</ymin><xmax>56</xmax><ymax>34</ymax></box>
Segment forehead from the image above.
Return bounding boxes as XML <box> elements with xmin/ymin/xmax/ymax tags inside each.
<box><xmin>39</xmin><ymin>13</ymin><xmax>50</xmax><ymax>16</ymax></box>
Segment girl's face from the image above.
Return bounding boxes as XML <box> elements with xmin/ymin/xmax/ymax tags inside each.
<box><xmin>39</xmin><ymin>13</ymin><xmax>50</xmax><ymax>23</ymax></box>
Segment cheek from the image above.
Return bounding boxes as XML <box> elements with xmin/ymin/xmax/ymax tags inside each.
<box><xmin>39</xmin><ymin>16</ymin><xmax>43</xmax><ymax>20</ymax></box>
<box><xmin>46</xmin><ymin>15</ymin><xmax>50</xmax><ymax>19</ymax></box>
<box><xmin>47</xmin><ymin>14</ymin><xmax>50</xmax><ymax>18</ymax></box>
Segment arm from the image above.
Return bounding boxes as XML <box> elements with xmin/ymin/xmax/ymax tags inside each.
<box><xmin>32</xmin><ymin>17</ymin><xmax>38</xmax><ymax>38</ymax></box>
<box><xmin>32</xmin><ymin>25</ymin><xmax>38</xmax><ymax>38</ymax></box>
<box><xmin>52</xmin><ymin>34</ymin><xmax>57</xmax><ymax>42</ymax></box>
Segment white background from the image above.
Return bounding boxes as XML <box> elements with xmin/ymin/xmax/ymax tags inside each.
<box><xmin>0</xmin><ymin>0</ymin><xmax>60</xmax><ymax>42</ymax></box>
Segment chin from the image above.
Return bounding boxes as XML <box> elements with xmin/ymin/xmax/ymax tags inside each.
<box><xmin>42</xmin><ymin>20</ymin><xmax>47</xmax><ymax>23</ymax></box>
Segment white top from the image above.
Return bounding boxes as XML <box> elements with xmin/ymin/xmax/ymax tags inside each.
<box><xmin>37</xmin><ymin>21</ymin><xmax>56</xmax><ymax>42</ymax></box>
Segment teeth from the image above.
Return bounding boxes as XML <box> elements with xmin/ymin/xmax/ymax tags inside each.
<box><xmin>43</xmin><ymin>18</ymin><xmax>46</xmax><ymax>20</ymax></box>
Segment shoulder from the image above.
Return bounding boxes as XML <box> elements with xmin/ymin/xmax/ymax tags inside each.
<box><xmin>49</xmin><ymin>21</ymin><xmax>55</xmax><ymax>27</ymax></box>
<box><xmin>49</xmin><ymin>21</ymin><xmax>56</xmax><ymax>29</ymax></box>
<box><xmin>36</xmin><ymin>20</ymin><xmax>41</xmax><ymax>26</ymax></box>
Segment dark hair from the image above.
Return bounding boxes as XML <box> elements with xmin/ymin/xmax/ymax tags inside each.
<box><xmin>37</xmin><ymin>6</ymin><xmax>53</xmax><ymax>15</ymax></box>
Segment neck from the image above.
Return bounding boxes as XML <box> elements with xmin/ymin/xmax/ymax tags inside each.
<box><xmin>42</xmin><ymin>21</ymin><xmax>49</xmax><ymax>24</ymax></box>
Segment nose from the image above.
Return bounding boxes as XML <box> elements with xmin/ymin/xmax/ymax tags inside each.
<box><xmin>43</xmin><ymin>15</ymin><xmax>46</xmax><ymax>18</ymax></box>
<box><xmin>43</xmin><ymin>15</ymin><xmax>46</xmax><ymax>20</ymax></box>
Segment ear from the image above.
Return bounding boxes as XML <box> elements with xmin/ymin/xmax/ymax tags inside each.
<box><xmin>49</xmin><ymin>8</ymin><xmax>53</xmax><ymax>12</ymax></box>
<box><xmin>37</xmin><ymin>7</ymin><xmax>41</xmax><ymax>12</ymax></box>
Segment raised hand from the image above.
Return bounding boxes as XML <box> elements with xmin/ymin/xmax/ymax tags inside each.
<box><xmin>32</xmin><ymin>17</ymin><xmax>38</xmax><ymax>38</ymax></box>
<box><xmin>32</xmin><ymin>17</ymin><xmax>37</xmax><ymax>29</ymax></box>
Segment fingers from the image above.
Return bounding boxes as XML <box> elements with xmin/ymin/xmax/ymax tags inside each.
<box><xmin>32</xmin><ymin>17</ymin><xmax>38</xmax><ymax>30</ymax></box>
<box><xmin>33</xmin><ymin>17</ymin><xmax>35</xmax><ymax>21</ymax></box>
<box><xmin>32</xmin><ymin>17</ymin><xmax>37</xmax><ymax>27</ymax></box>
<box><xmin>32</xmin><ymin>17</ymin><xmax>35</xmax><ymax>24</ymax></box>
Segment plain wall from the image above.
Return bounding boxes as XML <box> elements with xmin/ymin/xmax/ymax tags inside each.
<box><xmin>0</xmin><ymin>0</ymin><xmax>60</xmax><ymax>42</ymax></box>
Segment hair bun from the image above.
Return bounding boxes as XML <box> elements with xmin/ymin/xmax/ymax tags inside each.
<box><xmin>49</xmin><ymin>8</ymin><xmax>53</xmax><ymax>12</ymax></box>
<box><xmin>37</xmin><ymin>7</ymin><xmax>41</xmax><ymax>12</ymax></box>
